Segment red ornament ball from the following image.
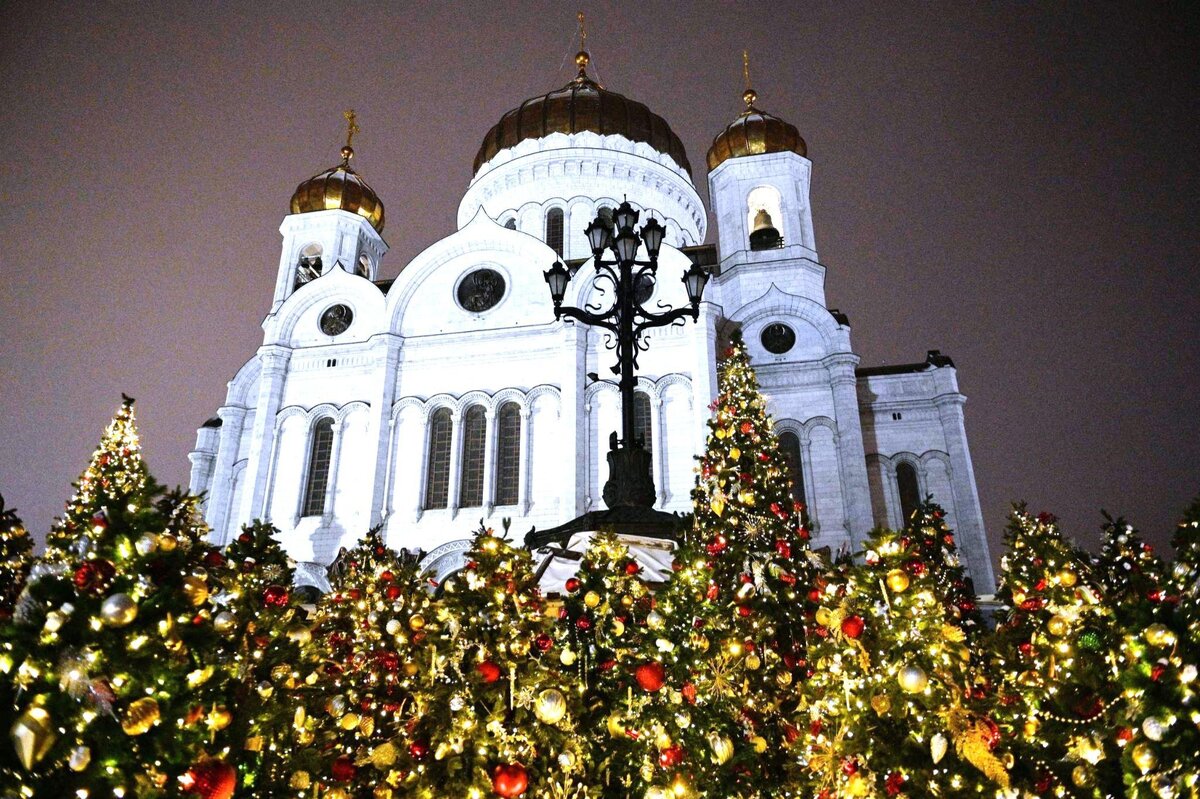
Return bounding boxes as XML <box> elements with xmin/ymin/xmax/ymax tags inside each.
<box><xmin>347</xmin><ymin>588</ymin><xmax>362</xmax><ymax>601</ymax></box>
<box><xmin>564</xmin><ymin>577</ymin><xmax>581</xmax><ymax>593</ymax></box>
<box><xmin>535</xmin><ymin>633</ymin><xmax>553</xmax><ymax>653</ymax></box>
<box><xmin>73</xmin><ymin>559</ymin><xmax>116</xmax><ymax>594</ymax></box>
<box><xmin>380</xmin><ymin>570</ymin><xmax>394</xmax><ymax>583</ymax></box>
<box><xmin>737</xmin><ymin>606</ymin><xmax>753</xmax><ymax>617</ymax></box>
<box><xmin>740</xmin><ymin>421</ymin><xmax>753</xmax><ymax>434</ymax></box>
<box><xmin>840</xmin><ymin>615</ymin><xmax>865</xmax><ymax>639</ymax></box>
<box><xmin>331</xmin><ymin>754</ymin><xmax>356</xmax><ymax>782</ymax></box>
<box><xmin>386</xmin><ymin>585</ymin><xmax>403</xmax><ymax>600</ymax></box>
<box><xmin>262</xmin><ymin>585</ymin><xmax>289</xmax><ymax>607</ymax></box>
<box><xmin>237</xmin><ymin>531</ymin><xmax>252</xmax><ymax>544</ymax></box>
<box><xmin>180</xmin><ymin>759</ymin><xmax>237</xmax><ymax>799</ymax></box>
<box><xmin>477</xmin><ymin>660</ymin><xmax>502</xmax><ymax>683</ymax></box>
<box><xmin>408</xmin><ymin>741</ymin><xmax>429</xmax><ymax>760</ymax></box>
<box><xmin>491</xmin><ymin>763</ymin><xmax>529</xmax><ymax>797</ymax></box>
<box><xmin>634</xmin><ymin>661</ymin><xmax>666</xmax><ymax>692</ymax></box>
<box><xmin>203</xmin><ymin>549</ymin><xmax>226</xmax><ymax>568</ymax></box>
<box><xmin>658</xmin><ymin>744</ymin><xmax>684</xmax><ymax>768</ymax></box>
<box><xmin>625</xmin><ymin>561</ymin><xmax>641</xmax><ymax>576</ymax></box>
<box><xmin>575</xmin><ymin>616</ymin><xmax>592</xmax><ymax>631</ymax></box>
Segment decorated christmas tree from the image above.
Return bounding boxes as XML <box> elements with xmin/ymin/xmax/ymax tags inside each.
<box><xmin>555</xmin><ymin>532</ymin><xmax>660</xmax><ymax>796</ymax></box>
<box><xmin>795</xmin><ymin>525</ymin><xmax>1009</xmax><ymax>797</ymax></box>
<box><xmin>990</xmin><ymin>506</ymin><xmax>1121</xmax><ymax>797</ymax></box>
<box><xmin>1094</xmin><ymin>513</ymin><xmax>1168</xmax><ymax>630</ymax></box>
<box><xmin>902</xmin><ymin>502</ymin><xmax>986</xmax><ymax>640</ymax></box>
<box><xmin>291</xmin><ymin>526</ymin><xmax>434</xmax><ymax>799</ymax></box>
<box><xmin>635</xmin><ymin>329</ymin><xmax>819</xmax><ymax>798</ymax></box>
<box><xmin>203</xmin><ymin>521</ymin><xmax>310</xmax><ymax>798</ymax></box>
<box><xmin>0</xmin><ymin>493</ymin><xmax>33</xmax><ymax>615</ymax></box>
<box><xmin>402</xmin><ymin>522</ymin><xmax>589</xmax><ymax>799</ymax></box>
<box><xmin>0</xmin><ymin>397</ymin><xmax>239</xmax><ymax>799</ymax></box>
<box><xmin>1170</xmin><ymin>496</ymin><xmax>1200</xmax><ymax>646</ymax></box>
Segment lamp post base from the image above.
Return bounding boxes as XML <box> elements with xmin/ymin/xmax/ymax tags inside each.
<box><xmin>601</xmin><ymin>443</ymin><xmax>655</xmax><ymax>510</ymax></box>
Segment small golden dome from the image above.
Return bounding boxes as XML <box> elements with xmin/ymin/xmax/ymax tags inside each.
<box><xmin>705</xmin><ymin>89</ymin><xmax>807</xmax><ymax>172</ymax></box>
<box><xmin>290</xmin><ymin>146</ymin><xmax>385</xmax><ymax>233</ymax></box>
<box><xmin>473</xmin><ymin>57</ymin><xmax>692</xmax><ymax>176</ymax></box>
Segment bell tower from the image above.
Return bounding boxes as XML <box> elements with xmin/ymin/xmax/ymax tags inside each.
<box><xmin>271</xmin><ymin>111</ymin><xmax>388</xmax><ymax>312</ymax></box>
<box><xmin>706</xmin><ymin>54</ymin><xmax>817</xmax><ymax>282</ymax></box>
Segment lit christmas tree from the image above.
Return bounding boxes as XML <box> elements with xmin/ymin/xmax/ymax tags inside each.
<box><xmin>1095</xmin><ymin>513</ymin><xmax>1168</xmax><ymax>630</ymax></box>
<box><xmin>795</xmin><ymin>525</ymin><xmax>1009</xmax><ymax>797</ymax></box>
<box><xmin>404</xmin><ymin>523</ymin><xmax>589</xmax><ymax>799</ymax></box>
<box><xmin>902</xmin><ymin>502</ymin><xmax>986</xmax><ymax>641</ymax></box>
<box><xmin>0</xmin><ymin>494</ymin><xmax>33</xmax><ymax>615</ymax></box>
<box><xmin>203</xmin><ymin>521</ymin><xmax>309</xmax><ymax>798</ymax></box>
<box><xmin>990</xmin><ymin>507</ymin><xmax>1121</xmax><ymax>797</ymax></box>
<box><xmin>0</xmin><ymin>397</ymin><xmax>239</xmax><ymax>799</ymax></box>
<box><xmin>293</xmin><ymin>526</ymin><xmax>434</xmax><ymax>799</ymax></box>
<box><xmin>1110</xmin><ymin>498</ymin><xmax>1200</xmax><ymax>797</ymax></box>
<box><xmin>638</xmin><ymin>330</ymin><xmax>820</xmax><ymax>798</ymax></box>
<box><xmin>556</xmin><ymin>532</ymin><xmax>660</xmax><ymax>796</ymax></box>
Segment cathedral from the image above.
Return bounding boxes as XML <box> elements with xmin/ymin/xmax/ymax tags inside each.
<box><xmin>187</xmin><ymin>49</ymin><xmax>996</xmax><ymax>595</ymax></box>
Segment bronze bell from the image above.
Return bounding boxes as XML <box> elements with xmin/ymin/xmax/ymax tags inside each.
<box><xmin>749</xmin><ymin>208</ymin><xmax>782</xmax><ymax>250</ymax></box>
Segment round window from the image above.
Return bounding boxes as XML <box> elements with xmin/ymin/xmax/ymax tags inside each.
<box><xmin>319</xmin><ymin>304</ymin><xmax>354</xmax><ymax>336</ymax></box>
<box><xmin>761</xmin><ymin>322</ymin><xmax>796</xmax><ymax>354</ymax></box>
<box><xmin>457</xmin><ymin>268</ymin><xmax>506</xmax><ymax>312</ymax></box>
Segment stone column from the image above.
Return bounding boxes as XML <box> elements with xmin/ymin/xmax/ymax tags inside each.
<box><xmin>691</xmin><ymin>303</ymin><xmax>719</xmax><ymax>455</ymax></box>
<box><xmin>559</xmin><ymin>325</ymin><xmax>587</xmax><ymax>518</ymax></box>
<box><xmin>827</xmin><ymin>354</ymin><xmax>874</xmax><ymax>550</ymax></box>
<box><xmin>519</xmin><ymin>406</ymin><xmax>532</xmax><ymax>515</ymax></box>
<box><xmin>241</xmin><ymin>346</ymin><xmax>291</xmax><ymax>525</ymax></box>
<box><xmin>207</xmin><ymin>405</ymin><xmax>247</xmax><ymax>544</ymax></box>
<box><xmin>323</xmin><ymin>418</ymin><xmax>345</xmax><ymax>521</ymax></box>
<box><xmin>367</xmin><ymin>336</ymin><xmax>403</xmax><ymax>526</ymax></box>
<box><xmin>935</xmin><ymin>395</ymin><xmax>996</xmax><ymax>594</ymax></box>
<box><xmin>482</xmin><ymin>407</ymin><xmax>497</xmax><ymax>514</ymax></box>
<box><xmin>446</xmin><ymin>408</ymin><xmax>463</xmax><ymax>515</ymax></box>
<box><xmin>412</xmin><ymin>412</ymin><xmax>430</xmax><ymax>522</ymax></box>
<box><xmin>649</xmin><ymin>392</ymin><xmax>666</xmax><ymax>507</ymax></box>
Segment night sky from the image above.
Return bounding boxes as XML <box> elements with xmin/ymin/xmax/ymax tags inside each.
<box><xmin>2</xmin><ymin>2</ymin><xmax>1197</xmax><ymax>563</ymax></box>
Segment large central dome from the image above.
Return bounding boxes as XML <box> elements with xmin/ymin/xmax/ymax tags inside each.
<box><xmin>473</xmin><ymin>52</ymin><xmax>691</xmax><ymax>176</ymax></box>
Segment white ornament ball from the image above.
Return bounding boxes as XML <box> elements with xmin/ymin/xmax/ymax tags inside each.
<box><xmin>1142</xmin><ymin>716</ymin><xmax>1167</xmax><ymax>742</ymax></box>
<box><xmin>898</xmin><ymin>663</ymin><xmax>928</xmax><ymax>693</ymax></box>
<box><xmin>100</xmin><ymin>593</ymin><xmax>138</xmax><ymax>627</ymax></box>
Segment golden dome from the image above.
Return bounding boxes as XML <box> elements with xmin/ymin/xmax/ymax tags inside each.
<box><xmin>705</xmin><ymin>87</ymin><xmax>807</xmax><ymax>172</ymax></box>
<box><xmin>473</xmin><ymin>51</ymin><xmax>692</xmax><ymax>176</ymax></box>
<box><xmin>290</xmin><ymin>146</ymin><xmax>385</xmax><ymax>233</ymax></box>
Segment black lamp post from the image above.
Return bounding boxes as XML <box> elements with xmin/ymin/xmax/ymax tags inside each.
<box><xmin>543</xmin><ymin>200</ymin><xmax>709</xmax><ymax>510</ymax></box>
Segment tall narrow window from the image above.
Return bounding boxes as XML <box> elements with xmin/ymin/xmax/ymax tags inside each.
<box><xmin>424</xmin><ymin>408</ymin><xmax>453</xmax><ymax>509</ymax></box>
<box><xmin>301</xmin><ymin>417</ymin><xmax>334</xmax><ymax>517</ymax></box>
<box><xmin>778</xmin><ymin>432</ymin><xmax>806</xmax><ymax>508</ymax></box>
<box><xmin>503</xmin><ymin>218</ymin><xmax>517</xmax><ymax>230</ymax></box>
<box><xmin>459</xmin><ymin>406</ymin><xmax>486</xmax><ymax>508</ymax></box>
<box><xmin>294</xmin><ymin>243</ymin><xmax>323</xmax><ymax>289</ymax></box>
<box><xmin>896</xmin><ymin>461</ymin><xmax>921</xmax><ymax>523</ymax></box>
<box><xmin>633</xmin><ymin>392</ymin><xmax>653</xmax><ymax>455</ymax></box>
<box><xmin>545</xmin><ymin>208</ymin><xmax>564</xmax><ymax>256</ymax></box>
<box><xmin>494</xmin><ymin>402</ymin><xmax>521</xmax><ymax>506</ymax></box>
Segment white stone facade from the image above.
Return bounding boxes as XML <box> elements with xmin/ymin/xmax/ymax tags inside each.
<box><xmin>189</xmin><ymin>95</ymin><xmax>996</xmax><ymax>594</ymax></box>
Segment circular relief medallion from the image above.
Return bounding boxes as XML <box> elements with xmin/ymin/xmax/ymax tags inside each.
<box><xmin>761</xmin><ymin>322</ymin><xmax>796</xmax><ymax>354</ymax></box>
<box><xmin>457</xmin><ymin>268</ymin><xmax>506</xmax><ymax>312</ymax></box>
<box><xmin>319</xmin><ymin>304</ymin><xmax>354</xmax><ymax>336</ymax></box>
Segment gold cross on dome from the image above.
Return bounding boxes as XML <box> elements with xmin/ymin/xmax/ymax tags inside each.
<box><xmin>578</xmin><ymin>11</ymin><xmax>587</xmax><ymax>50</ymax></box>
<box><xmin>743</xmin><ymin>50</ymin><xmax>751</xmax><ymax>90</ymax></box>
<box><xmin>343</xmin><ymin>109</ymin><xmax>360</xmax><ymax>149</ymax></box>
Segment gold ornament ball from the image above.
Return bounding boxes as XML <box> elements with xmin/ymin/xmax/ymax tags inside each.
<box><xmin>182</xmin><ymin>575</ymin><xmax>209</xmax><ymax>607</ymax></box>
<box><xmin>621</xmin><ymin>594</ymin><xmax>634</xmax><ymax>607</ymax></box>
<box><xmin>870</xmin><ymin>694</ymin><xmax>891</xmax><ymax>715</ymax></box>
<box><xmin>209</xmin><ymin>705</ymin><xmax>233</xmax><ymax>731</ymax></box>
<box><xmin>1131</xmin><ymin>742</ymin><xmax>1158</xmax><ymax>773</ymax></box>
<box><xmin>68</xmin><ymin>744</ymin><xmax>91</xmax><ymax>771</ymax></box>
<box><xmin>744</xmin><ymin>653</ymin><xmax>762</xmax><ymax>671</ymax></box>
<box><xmin>557</xmin><ymin>750</ymin><xmax>576</xmax><ymax>769</ymax></box>
<box><xmin>101</xmin><ymin>593</ymin><xmax>138</xmax><ymax>627</ymax></box>
<box><xmin>607</xmin><ymin>713</ymin><xmax>627</xmax><ymax>737</ymax></box>
<box><xmin>1058</xmin><ymin>568</ymin><xmax>1077</xmax><ymax>587</ymax></box>
<box><xmin>738</xmin><ymin>490</ymin><xmax>757</xmax><ymax>506</ymax></box>
<box><xmin>646</xmin><ymin>610</ymin><xmax>664</xmax><ymax>629</ymax></box>
<box><xmin>213</xmin><ymin>611</ymin><xmax>237</xmax><ymax>634</ymax></box>
<box><xmin>158</xmin><ymin>533</ymin><xmax>178</xmax><ymax>551</ymax></box>
<box><xmin>1023</xmin><ymin>718</ymin><xmax>1040</xmax><ymax>738</ymax></box>
<box><xmin>325</xmin><ymin>789</ymin><xmax>350</xmax><ymax>799</ymax></box>
<box><xmin>560</xmin><ymin>648</ymin><xmax>577</xmax><ymax>666</ymax></box>
<box><xmin>815</xmin><ymin>607</ymin><xmax>833</xmax><ymax>627</ymax></box>
<box><xmin>584</xmin><ymin>591</ymin><xmax>601</xmax><ymax>608</ymax></box>
<box><xmin>612</xmin><ymin>618</ymin><xmax>626</xmax><ymax>636</ymax></box>
<box><xmin>290</xmin><ymin>771</ymin><xmax>312</xmax><ymax>790</ymax></box>
<box><xmin>327</xmin><ymin>695</ymin><xmax>348</xmax><ymax>717</ymax></box>
<box><xmin>1145</xmin><ymin>623</ymin><xmax>1175</xmax><ymax>647</ymax></box>
<box><xmin>750</xmin><ymin>736</ymin><xmax>767</xmax><ymax>753</ymax></box>
<box><xmin>534</xmin><ymin>689</ymin><xmax>568</xmax><ymax>725</ymax></box>
<box><xmin>1047</xmin><ymin>615</ymin><xmax>1070</xmax><ymax>637</ymax></box>
<box><xmin>385</xmin><ymin>619</ymin><xmax>402</xmax><ymax>636</ymax></box>
<box><xmin>845</xmin><ymin>774</ymin><xmax>869</xmax><ymax>797</ymax></box>
<box><xmin>408</xmin><ymin>614</ymin><xmax>426</xmax><ymax>631</ymax></box>
<box><xmin>121</xmin><ymin>697</ymin><xmax>160</xmax><ymax>736</ymax></box>
<box><xmin>708</xmin><ymin>733</ymin><xmax>733</xmax><ymax>765</ymax></box>
<box><xmin>645</xmin><ymin>788</ymin><xmax>671</xmax><ymax>799</ymax></box>
<box><xmin>43</xmin><ymin>611</ymin><xmax>66</xmax><ymax>633</ymax></box>
<box><xmin>257</xmin><ymin>681</ymin><xmax>274</xmax><ymax>699</ymax></box>
<box><xmin>886</xmin><ymin>569</ymin><xmax>910</xmax><ymax>593</ymax></box>
<box><xmin>776</xmin><ymin>670</ymin><xmax>793</xmax><ymax>688</ymax></box>
<box><xmin>1072</xmin><ymin>765</ymin><xmax>1094</xmax><ymax>788</ymax></box>
<box><xmin>10</xmin><ymin>705</ymin><xmax>56</xmax><ymax>769</ymax></box>
<box><xmin>898</xmin><ymin>663</ymin><xmax>928</xmax><ymax>693</ymax></box>
<box><xmin>340</xmin><ymin>713</ymin><xmax>360</xmax><ymax>731</ymax></box>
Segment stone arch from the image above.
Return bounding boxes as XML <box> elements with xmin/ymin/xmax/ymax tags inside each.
<box><xmin>801</xmin><ymin>415</ymin><xmax>838</xmax><ymax>446</ymax></box>
<box><xmin>417</xmin><ymin>538</ymin><xmax>474</xmax><ymax>587</ymax></box>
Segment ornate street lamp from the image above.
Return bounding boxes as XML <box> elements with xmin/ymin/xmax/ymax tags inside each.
<box><xmin>542</xmin><ymin>200</ymin><xmax>710</xmax><ymax>511</ymax></box>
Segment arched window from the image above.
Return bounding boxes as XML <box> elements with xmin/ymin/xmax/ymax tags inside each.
<box><xmin>494</xmin><ymin>402</ymin><xmax>521</xmax><ymax>506</ymax></box>
<box><xmin>778</xmin><ymin>431</ymin><xmax>806</xmax><ymax>509</ymax></box>
<box><xmin>896</xmin><ymin>461</ymin><xmax>921</xmax><ymax>524</ymax></box>
<box><xmin>633</xmin><ymin>392</ymin><xmax>653</xmax><ymax>454</ymax></box>
<box><xmin>301</xmin><ymin>417</ymin><xmax>335</xmax><ymax>517</ymax></box>
<box><xmin>545</xmin><ymin>207</ymin><xmax>564</xmax><ymax>256</ymax></box>
<box><xmin>503</xmin><ymin>218</ymin><xmax>517</xmax><ymax>230</ymax></box>
<box><xmin>295</xmin><ymin>243</ymin><xmax>323</xmax><ymax>288</ymax></box>
<box><xmin>459</xmin><ymin>406</ymin><xmax>486</xmax><ymax>508</ymax></box>
<box><xmin>355</xmin><ymin>254</ymin><xmax>371</xmax><ymax>278</ymax></box>
<box><xmin>424</xmin><ymin>408</ymin><xmax>453</xmax><ymax>509</ymax></box>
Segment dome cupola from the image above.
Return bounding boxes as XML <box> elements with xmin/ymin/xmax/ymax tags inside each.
<box><xmin>706</xmin><ymin>53</ymin><xmax>806</xmax><ymax>171</ymax></box>
<box><xmin>290</xmin><ymin>111</ymin><xmax>385</xmax><ymax>233</ymax></box>
<box><xmin>473</xmin><ymin>50</ymin><xmax>692</xmax><ymax>176</ymax></box>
